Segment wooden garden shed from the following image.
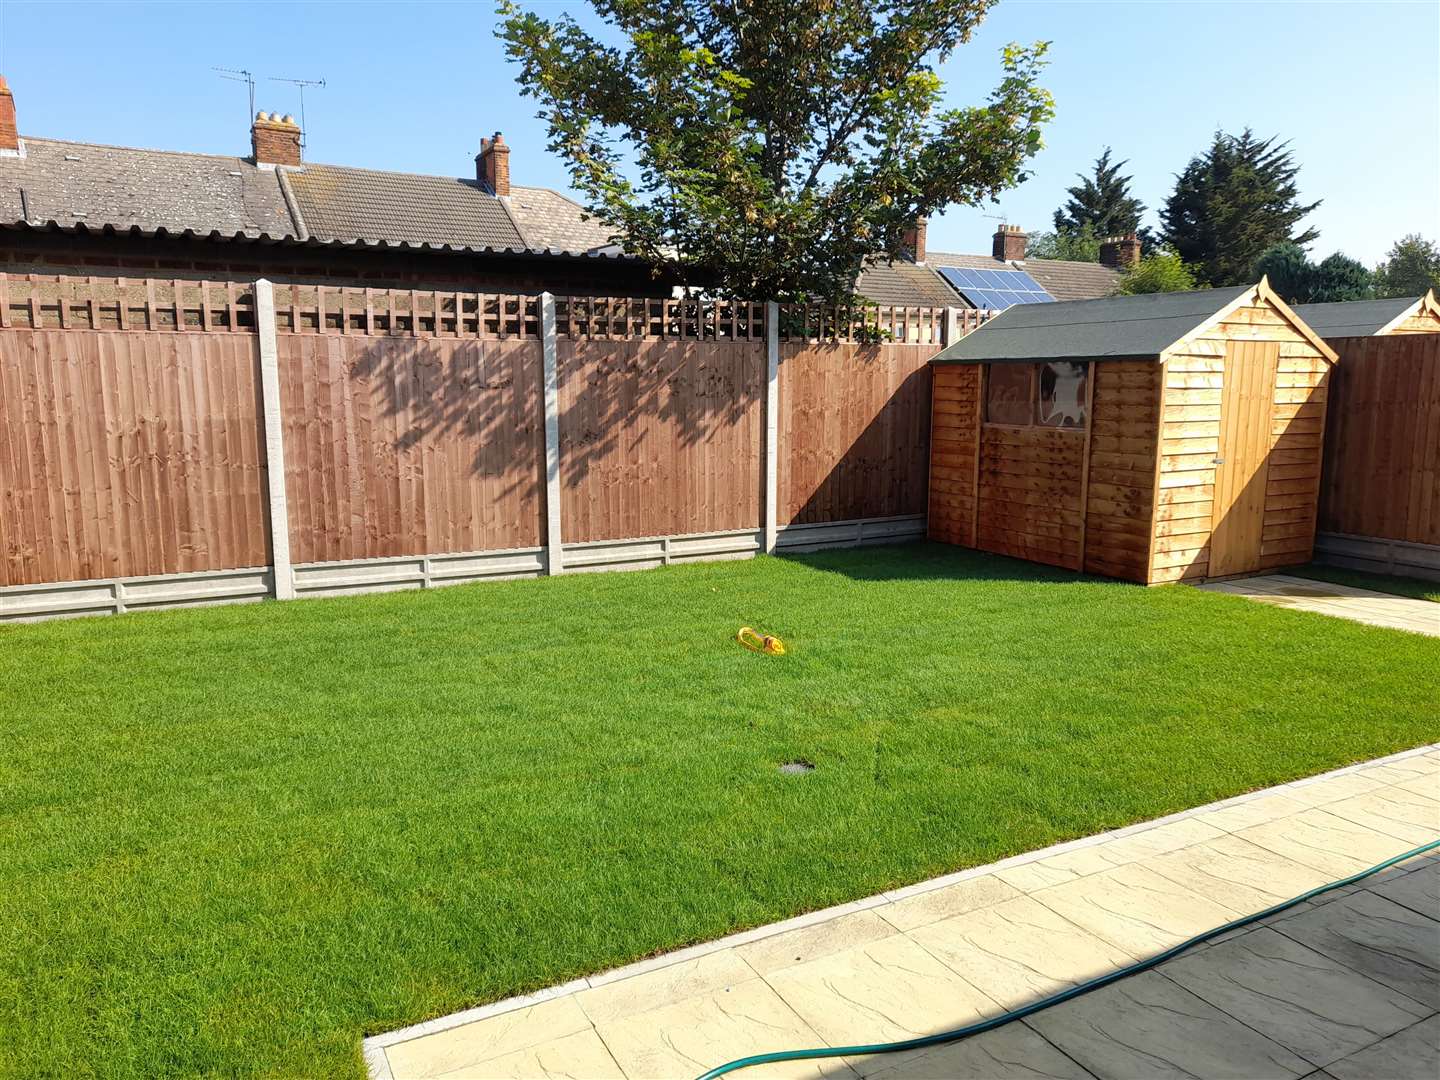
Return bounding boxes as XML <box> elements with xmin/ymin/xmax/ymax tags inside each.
<box><xmin>927</xmin><ymin>280</ymin><xmax>1339</xmax><ymax>584</ymax></box>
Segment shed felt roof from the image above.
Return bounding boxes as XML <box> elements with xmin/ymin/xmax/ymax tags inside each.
<box><xmin>930</xmin><ymin>285</ymin><xmax>1253</xmax><ymax>364</ymax></box>
<box><xmin>1291</xmin><ymin>297</ymin><xmax>1421</xmax><ymax>338</ymax></box>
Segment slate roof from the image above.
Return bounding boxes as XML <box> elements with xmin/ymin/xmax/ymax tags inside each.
<box><xmin>856</xmin><ymin>253</ymin><xmax>1121</xmax><ymax>310</ymax></box>
<box><xmin>284</xmin><ymin>163</ymin><xmax>524</xmax><ymax>249</ymax></box>
<box><xmin>931</xmin><ymin>285</ymin><xmax>1253</xmax><ymax>364</ymax></box>
<box><xmin>1291</xmin><ymin>297</ymin><xmax>1423</xmax><ymax>338</ymax></box>
<box><xmin>0</xmin><ymin>135</ymin><xmax>622</xmax><ymax>259</ymax></box>
<box><xmin>506</xmin><ymin>186</ymin><xmax>618</xmax><ymax>254</ymax></box>
<box><xmin>0</xmin><ymin>137</ymin><xmax>295</xmax><ymax>238</ymax></box>
<box><xmin>1021</xmin><ymin>259</ymin><xmax>1125</xmax><ymax>302</ymax></box>
<box><xmin>856</xmin><ymin>258</ymin><xmax>964</xmax><ymax>306</ymax></box>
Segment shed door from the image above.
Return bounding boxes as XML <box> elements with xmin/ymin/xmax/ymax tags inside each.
<box><xmin>1209</xmin><ymin>339</ymin><xmax>1280</xmax><ymax>577</ymax></box>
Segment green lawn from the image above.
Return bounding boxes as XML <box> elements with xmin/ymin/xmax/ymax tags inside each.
<box><xmin>3</xmin><ymin>543</ymin><xmax>1437</xmax><ymax>1079</ymax></box>
<box><xmin>1290</xmin><ymin>562</ymin><xmax>1440</xmax><ymax>603</ymax></box>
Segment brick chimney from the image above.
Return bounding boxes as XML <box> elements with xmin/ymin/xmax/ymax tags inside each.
<box><xmin>992</xmin><ymin>224</ymin><xmax>1027</xmax><ymax>261</ymax></box>
<box><xmin>1099</xmin><ymin>233</ymin><xmax>1142</xmax><ymax>268</ymax></box>
<box><xmin>903</xmin><ymin>219</ymin><xmax>928</xmax><ymax>263</ymax></box>
<box><xmin>0</xmin><ymin>76</ymin><xmax>19</xmax><ymax>153</ymax></box>
<box><xmin>251</xmin><ymin>111</ymin><xmax>301</xmax><ymax>167</ymax></box>
<box><xmin>477</xmin><ymin>132</ymin><xmax>511</xmax><ymax>196</ymax></box>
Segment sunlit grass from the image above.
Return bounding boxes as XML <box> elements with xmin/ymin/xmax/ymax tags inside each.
<box><xmin>3</xmin><ymin>543</ymin><xmax>1436</xmax><ymax>1078</ymax></box>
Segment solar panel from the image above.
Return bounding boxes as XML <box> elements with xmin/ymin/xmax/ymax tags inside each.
<box><xmin>937</xmin><ymin>266</ymin><xmax>1054</xmax><ymax>311</ymax></box>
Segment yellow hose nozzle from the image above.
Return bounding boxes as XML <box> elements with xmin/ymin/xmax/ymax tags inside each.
<box><xmin>737</xmin><ymin>627</ymin><xmax>785</xmax><ymax>655</ymax></box>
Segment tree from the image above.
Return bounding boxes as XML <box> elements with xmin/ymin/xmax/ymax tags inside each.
<box><xmin>1309</xmin><ymin>253</ymin><xmax>1373</xmax><ymax>303</ymax></box>
<box><xmin>1159</xmin><ymin>129</ymin><xmax>1319</xmax><ymax>287</ymax></box>
<box><xmin>1025</xmin><ymin>223</ymin><xmax>1100</xmax><ymax>262</ymax></box>
<box><xmin>1117</xmin><ymin>249</ymin><xmax>1198</xmax><ymax>295</ymax></box>
<box><xmin>1253</xmin><ymin>243</ymin><xmax>1373</xmax><ymax>304</ymax></box>
<box><xmin>500</xmin><ymin>0</ymin><xmax>1054</xmax><ymax>301</ymax></box>
<box><xmin>1052</xmin><ymin>148</ymin><xmax>1145</xmax><ymax>237</ymax></box>
<box><xmin>1373</xmin><ymin>234</ymin><xmax>1440</xmax><ymax>298</ymax></box>
<box><xmin>1253</xmin><ymin>242</ymin><xmax>1312</xmax><ymax>304</ymax></box>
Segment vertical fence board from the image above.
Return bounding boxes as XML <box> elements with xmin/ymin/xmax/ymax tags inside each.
<box><xmin>1319</xmin><ymin>334</ymin><xmax>1440</xmax><ymax>546</ymax></box>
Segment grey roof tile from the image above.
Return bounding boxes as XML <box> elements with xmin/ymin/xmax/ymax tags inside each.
<box><xmin>0</xmin><ymin>137</ymin><xmax>295</xmax><ymax>238</ymax></box>
<box><xmin>925</xmin><ymin>250</ymin><xmax>1122</xmax><ymax>305</ymax></box>
<box><xmin>856</xmin><ymin>259</ymin><xmax>960</xmax><ymax>306</ymax></box>
<box><xmin>506</xmin><ymin>186</ymin><xmax>618</xmax><ymax>254</ymax></box>
<box><xmin>285</xmin><ymin>163</ymin><xmax>524</xmax><ymax>249</ymax></box>
<box><xmin>932</xmin><ymin>285</ymin><xmax>1253</xmax><ymax>363</ymax></box>
<box><xmin>1021</xmin><ymin>258</ymin><xmax>1123</xmax><ymax>302</ymax></box>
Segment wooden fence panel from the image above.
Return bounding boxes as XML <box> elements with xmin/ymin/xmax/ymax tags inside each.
<box><xmin>556</xmin><ymin>338</ymin><xmax>765</xmax><ymax>543</ymax></box>
<box><xmin>778</xmin><ymin>342</ymin><xmax>934</xmax><ymax>525</ymax></box>
<box><xmin>277</xmin><ymin>334</ymin><xmax>545</xmax><ymax>564</ymax></box>
<box><xmin>0</xmin><ymin>329</ymin><xmax>267</xmax><ymax>586</ymax></box>
<box><xmin>1319</xmin><ymin>334</ymin><xmax>1440</xmax><ymax>546</ymax></box>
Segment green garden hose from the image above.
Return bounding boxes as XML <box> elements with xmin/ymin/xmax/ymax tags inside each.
<box><xmin>695</xmin><ymin>836</ymin><xmax>1440</xmax><ymax>1080</ymax></box>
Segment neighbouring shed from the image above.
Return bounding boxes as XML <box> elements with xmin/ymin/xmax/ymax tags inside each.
<box><xmin>1293</xmin><ymin>291</ymin><xmax>1440</xmax><ymax>338</ymax></box>
<box><xmin>1292</xmin><ymin>292</ymin><xmax>1440</xmax><ymax>580</ymax></box>
<box><xmin>927</xmin><ymin>280</ymin><xmax>1339</xmax><ymax>584</ymax></box>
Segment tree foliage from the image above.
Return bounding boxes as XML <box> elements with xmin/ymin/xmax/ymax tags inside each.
<box><xmin>1025</xmin><ymin>223</ymin><xmax>1100</xmax><ymax>262</ymax></box>
<box><xmin>1052</xmin><ymin>148</ymin><xmax>1145</xmax><ymax>237</ymax></box>
<box><xmin>1117</xmin><ymin>249</ymin><xmax>1198</xmax><ymax>295</ymax></box>
<box><xmin>1253</xmin><ymin>242</ymin><xmax>1313</xmax><ymax>304</ymax></box>
<box><xmin>1254</xmin><ymin>243</ymin><xmax>1373</xmax><ymax>304</ymax></box>
<box><xmin>500</xmin><ymin>0</ymin><xmax>1054</xmax><ymax>301</ymax></box>
<box><xmin>1160</xmin><ymin>129</ymin><xmax>1319</xmax><ymax>287</ymax></box>
<box><xmin>1373</xmin><ymin>234</ymin><xmax>1440</xmax><ymax>298</ymax></box>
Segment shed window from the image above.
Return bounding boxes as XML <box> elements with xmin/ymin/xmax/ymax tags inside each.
<box><xmin>984</xmin><ymin>362</ymin><xmax>1089</xmax><ymax>429</ymax></box>
<box><xmin>985</xmin><ymin>364</ymin><xmax>1034</xmax><ymax>426</ymax></box>
<box><xmin>1038</xmin><ymin>362</ymin><xmax>1089</xmax><ymax>429</ymax></box>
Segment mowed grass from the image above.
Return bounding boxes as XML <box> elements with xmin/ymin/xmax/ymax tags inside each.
<box><xmin>3</xmin><ymin>544</ymin><xmax>1438</xmax><ymax>1079</ymax></box>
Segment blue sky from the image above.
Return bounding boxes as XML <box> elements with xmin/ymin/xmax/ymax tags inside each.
<box><xmin>2</xmin><ymin>0</ymin><xmax>1435</xmax><ymax>264</ymax></box>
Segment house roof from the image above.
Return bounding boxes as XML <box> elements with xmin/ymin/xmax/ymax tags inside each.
<box><xmin>506</xmin><ymin>186</ymin><xmax>618</xmax><ymax>254</ymax></box>
<box><xmin>930</xmin><ymin>285</ymin><xmax>1254</xmax><ymax>363</ymax></box>
<box><xmin>856</xmin><ymin>258</ymin><xmax>964</xmax><ymax>306</ymax></box>
<box><xmin>1020</xmin><ymin>259</ymin><xmax>1126</xmax><ymax>302</ymax></box>
<box><xmin>856</xmin><ymin>252</ymin><xmax>1121</xmax><ymax>310</ymax></box>
<box><xmin>0</xmin><ymin>135</ymin><xmax>629</xmax><ymax>260</ymax></box>
<box><xmin>0</xmin><ymin>137</ymin><xmax>296</xmax><ymax>239</ymax></box>
<box><xmin>285</xmin><ymin>163</ymin><xmax>524</xmax><ymax>249</ymax></box>
<box><xmin>1291</xmin><ymin>296</ymin><xmax>1428</xmax><ymax>338</ymax></box>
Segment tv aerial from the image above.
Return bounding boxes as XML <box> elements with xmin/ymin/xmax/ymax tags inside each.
<box><xmin>213</xmin><ymin>67</ymin><xmax>256</xmax><ymax>128</ymax></box>
<box><xmin>268</xmin><ymin>75</ymin><xmax>326</xmax><ymax>147</ymax></box>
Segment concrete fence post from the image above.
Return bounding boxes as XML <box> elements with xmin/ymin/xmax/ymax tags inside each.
<box><xmin>540</xmin><ymin>292</ymin><xmax>564</xmax><ymax>575</ymax></box>
<box><xmin>764</xmin><ymin>300</ymin><xmax>781</xmax><ymax>555</ymax></box>
<box><xmin>945</xmin><ymin>306</ymin><xmax>961</xmax><ymax>347</ymax></box>
<box><xmin>254</xmin><ymin>278</ymin><xmax>294</xmax><ymax>600</ymax></box>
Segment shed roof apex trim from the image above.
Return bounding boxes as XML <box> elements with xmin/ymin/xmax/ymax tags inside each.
<box><xmin>930</xmin><ymin>279</ymin><xmax>1337</xmax><ymax>365</ymax></box>
<box><xmin>1293</xmin><ymin>291</ymin><xmax>1438</xmax><ymax>337</ymax></box>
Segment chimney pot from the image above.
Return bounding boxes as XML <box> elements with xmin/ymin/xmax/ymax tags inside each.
<box><xmin>1099</xmin><ymin>232</ymin><xmax>1142</xmax><ymax>269</ymax></box>
<box><xmin>0</xmin><ymin>75</ymin><xmax>19</xmax><ymax>153</ymax></box>
<box><xmin>252</xmin><ymin>109</ymin><xmax>302</xmax><ymax>167</ymax></box>
<box><xmin>992</xmin><ymin>224</ymin><xmax>1027</xmax><ymax>262</ymax></box>
<box><xmin>477</xmin><ymin>131</ymin><xmax>511</xmax><ymax>196</ymax></box>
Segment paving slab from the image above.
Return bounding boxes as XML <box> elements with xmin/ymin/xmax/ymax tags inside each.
<box><xmin>1023</xmin><ymin>971</ymin><xmax>1313</xmax><ymax>1080</ymax></box>
<box><xmin>1323</xmin><ymin>1014</ymin><xmax>1440</xmax><ymax>1080</ymax></box>
<box><xmin>366</xmin><ymin>744</ymin><xmax>1440</xmax><ymax>1080</ymax></box>
<box><xmin>1270</xmin><ymin>886</ymin><xmax>1440</xmax><ymax>1009</ymax></box>
<box><xmin>1162</xmin><ymin>927</ymin><xmax>1430</xmax><ymax>1066</ymax></box>
<box><xmin>1197</xmin><ymin>575</ymin><xmax>1440</xmax><ymax>636</ymax></box>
